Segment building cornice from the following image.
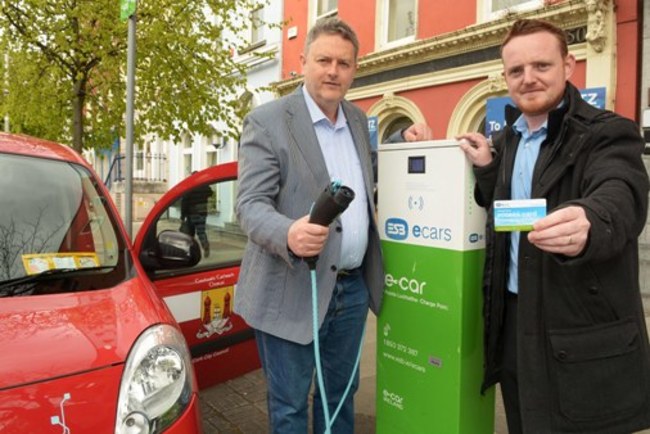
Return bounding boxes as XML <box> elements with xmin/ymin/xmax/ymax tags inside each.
<box><xmin>273</xmin><ymin>0</ymin><xmax>588</xmax><ymax>96</ymax></box>
<box><xmin>346</xmin><ymin>44</ymin><xmax>587</xmax><ymax>101</ymax></box>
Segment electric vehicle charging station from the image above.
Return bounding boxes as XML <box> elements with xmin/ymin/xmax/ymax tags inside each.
<box><xmin>376</xmin><ymin>140</ymin><xmax>495</xmax><ymax>433</ymax></box>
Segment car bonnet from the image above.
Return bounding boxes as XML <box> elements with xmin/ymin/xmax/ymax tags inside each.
<box><xmin>0</xmin><ymin>276</ymin><xmax>170</xmax><ymax>390</ymax></box>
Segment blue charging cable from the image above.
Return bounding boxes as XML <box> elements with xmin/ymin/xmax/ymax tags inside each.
<box><xmin>310</xmin><ymin>269</ymin><xmax>366</xmax><ymax>434</ymax></box>
<box><xmin>306</xmin><ymin>179</ymin><xmax>365</xmax><ymax>433</ymax></box>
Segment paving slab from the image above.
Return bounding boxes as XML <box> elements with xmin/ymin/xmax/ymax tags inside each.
<box><xmin>200</xmin><ymin>299</ymin><xmax>650</xmax><ymax>433</ymax></box>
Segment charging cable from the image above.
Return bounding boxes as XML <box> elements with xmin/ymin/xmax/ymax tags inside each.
<box><xmin>310</xmin><ymin>269</ymin><xmax>365</xmax><ymax>433</ymax></box>
<box><xmin>306</xmin><ymin>181</ymin><xmax>365</xmax><ymax>433</ymax></box>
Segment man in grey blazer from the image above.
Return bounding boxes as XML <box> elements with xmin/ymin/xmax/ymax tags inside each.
<box><xmin>235</xmin><ymin>18</ymin><xmax>429</xmax><ymax>434</ymax></box>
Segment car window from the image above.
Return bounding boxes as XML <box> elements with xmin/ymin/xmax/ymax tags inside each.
<box><xmin>0</xmin><ymin>153</ymin><xmax>127</xmax><ymax>289</ymax></box>
<box><xmin>149</xmin><ymin>178</ymin><xmax>246</xmax><ymax>274</ymax></box>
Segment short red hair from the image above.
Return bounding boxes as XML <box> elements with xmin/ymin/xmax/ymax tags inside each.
<box><xmin>501</xmin><ymin>19</ymin><xmax>569</xmax><ymax>58</ymax></box>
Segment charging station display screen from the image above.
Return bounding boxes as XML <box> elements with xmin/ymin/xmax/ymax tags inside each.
<box><xmin>408</xmin><ymin>156</ymin><xmax>425</xmax><ymax>174</ymax></box>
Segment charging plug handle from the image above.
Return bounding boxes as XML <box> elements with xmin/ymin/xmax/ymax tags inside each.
<box><xmin>310</xmin><ymin>185</ymin><xmax>355</xmax><ymax>226</ymax></box>
<box><xmin>305</xmin><ymin>183</ymin><xmax>355</xmax><ymax>269</ymax></box>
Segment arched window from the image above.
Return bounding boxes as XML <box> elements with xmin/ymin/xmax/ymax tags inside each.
<box><xmin>447</xmin><ymin>74</ymin><xmax>508</xmax><ymax>138</ymax></box>
<box><xmin>366</xmin><ymin>92</ymin><xmax>427</xmax><ymax>143</ymax></box>
<box><xmin>382</xmin><ymin>116</ymin><xmax>413</xmax><ymax>142</ymax></box>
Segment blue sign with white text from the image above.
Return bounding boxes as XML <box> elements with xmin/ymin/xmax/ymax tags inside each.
<box><xmin>368</xmin><ymin>116</ymin><xmax>378</xmax><ymax>150</ymax></box>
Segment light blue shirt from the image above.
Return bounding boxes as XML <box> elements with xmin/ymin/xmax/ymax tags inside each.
<box><xmin>507</xmin><ymin>115</ymin><xmax>547</xmax><ymax>294</ymax></box>
<box><xmin>303</xmin><ymin>88</ymin><xmax>369</xmax><ymax>270</ymax></box>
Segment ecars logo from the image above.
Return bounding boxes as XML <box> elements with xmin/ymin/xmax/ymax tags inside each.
<box><xmin>385</xmin><ymin>218</ymin><xmax>408</xmax><ymax>240</ymax></box>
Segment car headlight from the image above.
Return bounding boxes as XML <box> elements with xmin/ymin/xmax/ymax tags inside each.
<box><xmin>115</xmin><ymin>324</ymin><xmax>195</xmax><ymax>434</ymax></box>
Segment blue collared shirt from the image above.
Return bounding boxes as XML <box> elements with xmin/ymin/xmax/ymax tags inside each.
<box><xmin>507</xmin><ymin>115</ymin><xmax>547</xmax><ymax>294</ymax></box>
<box><xmin>303</xmin><ymin>88</ymin><xmax>369</xmax><ymax>270</ymax></box>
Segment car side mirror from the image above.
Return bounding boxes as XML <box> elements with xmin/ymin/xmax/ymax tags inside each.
<box><xmin>140</xmin><ymin>230</ymin><xmax>201</xmax><ymax>271</ymax></box>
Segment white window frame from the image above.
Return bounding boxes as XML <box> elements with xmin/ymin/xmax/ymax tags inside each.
<box><xmin>206</xmin><ymin>148</ymin><xmax>218</xmax><ymax>167</ymax></box>
<box><xmin>310</xmin><ymin>0</ymin><xmax>338</xmax><ymax>25</ymax></box>
<box><xmin>205</xmin><ymin>133</ymin><xmax>219</xmax><ymax>170</ymax></box>
<box><xmin>249</xmin><ymin>6</ymin><xmax>265</xmax><ymax>47</ymax></box>
<box><xmin>236</xmin><ymin>6</ymin><xmax>266</xmax><ymax>57</ymax></box>
<box><xmin>181</xmin><ymin>133</ymin><xmax>193</xmax><ymax>177</ymax></box>
<box><xmin>377</xmin><ymin>0</ymin><xmax>417</xmax><ymax>50</ymax></box>
<box><xmin>479</xmin><ymin>0</ymin><xmax>543</xmax><ymax>22</ymax></box>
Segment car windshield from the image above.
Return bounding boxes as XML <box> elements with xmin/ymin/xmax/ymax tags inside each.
<box><xmin>0</xmin><ymin>152</ymin><xmax>128</xmax><ymax>293</ymax></box>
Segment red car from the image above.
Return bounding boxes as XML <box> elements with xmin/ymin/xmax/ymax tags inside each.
<box><xmin>0</xmin><ymin>134</ymin><xmax>258</xmax><ymax>433</ymax></box>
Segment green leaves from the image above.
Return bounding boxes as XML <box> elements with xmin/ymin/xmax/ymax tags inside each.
<box><xmin>0</xmin><ymin>0</ymin><xmax>268</xmax><ymax>152</ymax></box>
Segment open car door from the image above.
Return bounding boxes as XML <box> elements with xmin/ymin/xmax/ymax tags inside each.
<box><xmin>133</xmin><ymin>162</ymin><xmax>260</xmax><ymax>389</ymax></box>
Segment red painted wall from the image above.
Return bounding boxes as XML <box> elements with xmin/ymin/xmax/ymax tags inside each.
<box><xmin>282</xmin><ymin>0</ymin><xmax>308</xmax><ymax>80</ymax></box>
<box><xmin>281</xmin><ymin>0</ymin><xmax>479</xmax><ymax>79</ymax></box>
<box><xmin>616</xmin><ymin>22</ymin><xmax>639</xmax><ymax>120</ymax></box>
<box><xmin>281</xmin><ymin>0</ymin><xmax>378</xmax><ymax>80</ymax></box>
<box><xmin>354</xmin><ymin>61</ymin><xmax>587</xmax><ymax>140</ymax></box>
<box><xmin>281</xmin><ymin>0</ymin><xmax>639</xmax><ymax>124</ymax></box>
<box><xmin>337</xmin><ymin>1</ymin><xmax>376</xmax><ymax>57</ymax></box>
<box><xmin>418</xmin><ymin>0</ymin><xmax>475</xmax><ymax>39</ymax></box>
<box><xmin>614</xmin><ymin>0</ymin><xmax>640</xmax><ymax>120</ymax></box>
<box><xmin>352</xmin><ymin>79</ymin><xmax>485</xmax><ymax>140</ymax></box>
<box><xmin>571</xmin><ymin>60</ymin><xmax>587</xmax><ymax>89</ymax></box>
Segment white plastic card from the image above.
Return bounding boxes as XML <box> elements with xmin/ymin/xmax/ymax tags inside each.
<box><xmin>494</xmin><ymin>199</ymin><xmax>546</xmax><ymax>232</ymax></box>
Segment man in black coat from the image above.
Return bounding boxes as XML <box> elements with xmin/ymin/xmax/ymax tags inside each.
<box><xmin>459</xmin><ymin>19</ymin><xmax>650</xmax><ymax>433</ymax></box>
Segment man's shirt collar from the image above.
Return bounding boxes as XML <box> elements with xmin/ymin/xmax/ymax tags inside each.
<box><xmin>302</xmin><ymin>86</ymin><xmax>347</xmax><ymax>129</ymax></box>
<box><xmin>512</xmin><ymin>114</ymin><xmax>547</xmax><ymax>138</ymax></box>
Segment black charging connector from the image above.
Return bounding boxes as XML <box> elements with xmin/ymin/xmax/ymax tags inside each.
<box><xmin>305</xmin><ymin>182</ymin><xmax>355</xmax><ymax>270</ymax></box>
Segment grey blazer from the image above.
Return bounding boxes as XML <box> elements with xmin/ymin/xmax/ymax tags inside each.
<box><xmin>234</xmin><ymin>86</ymin><xmax>384</xmax><ymax>344</ymax></box>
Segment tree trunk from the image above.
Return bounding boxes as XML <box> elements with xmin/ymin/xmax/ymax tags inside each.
<box><xmin>71</xmin><ymin>78</ymin><xmax>86</xmax><ymax>152</ymax></box>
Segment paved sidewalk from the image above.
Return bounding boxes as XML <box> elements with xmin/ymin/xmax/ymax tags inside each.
<box><xmin>199</xmin><ymin>316</ymin><xmax>378</xmax><ymax>434</ymax></box>
<box><xmin>200</xmin><ymin>300</ymin><xmax>650</xmax><ymax>434</ymax></box>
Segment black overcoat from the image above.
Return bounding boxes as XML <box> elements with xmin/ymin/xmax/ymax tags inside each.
<box><xmin>474</xmin><ymin>82</ymin><xmax>650</xmax><ymax>433</ymax></box>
